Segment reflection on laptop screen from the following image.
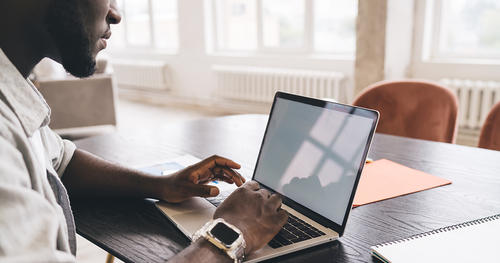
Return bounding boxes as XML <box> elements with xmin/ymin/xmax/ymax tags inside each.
<box><xmin>254</xmin><ymin>97</ymin><xmax>374</xmax><ymax>226</ymax></box>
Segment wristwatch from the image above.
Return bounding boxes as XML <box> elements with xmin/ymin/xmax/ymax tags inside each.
<box><xmin>192</xmin><ymin>218</ymin><xmax>246</xmax><ymax>263</ymax></box>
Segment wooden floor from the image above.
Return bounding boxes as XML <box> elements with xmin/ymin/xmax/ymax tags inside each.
<box><xmin>115</xmin><ymin>97</ymin><xmax>227</xmax><ymax>138</ymax></box>
<box><xmin>75</xmin><ymin>97</ymin><xmax>226</xmax><ymax>262</ymax></box>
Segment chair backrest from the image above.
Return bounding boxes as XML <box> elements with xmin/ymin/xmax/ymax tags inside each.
<box><xmin>353</xmin><ymin>80</ymin><xmax>458</xmax><ymax>143</ymax></box>
<box><xmin>38</xmin><ymin>75</ymin><xmax>117</xmax><ymax>130</ymax></box>
<box><xmin>478</xmin><ymin>101</ymin><xmax>500</xmax><ymax>151</ymax></box>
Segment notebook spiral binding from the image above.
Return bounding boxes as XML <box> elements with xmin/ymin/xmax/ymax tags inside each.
<box><xmin>373</xmin><ymin>213</ymin><xmax>500</xmax><ymax>249</ymax></box>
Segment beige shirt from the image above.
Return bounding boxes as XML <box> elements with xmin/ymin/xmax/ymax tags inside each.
<box><xmin>0</xmin><ymin>49</ymin><xmax>77</xmax><ymax>262</ymax></box>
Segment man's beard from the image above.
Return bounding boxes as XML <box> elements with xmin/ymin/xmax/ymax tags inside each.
<box><xmin>45</xmin><ymin>0</ymin><xmax>96</xmax><ymax>78</ymax></box>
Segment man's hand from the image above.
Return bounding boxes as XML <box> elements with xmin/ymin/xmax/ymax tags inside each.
<box><xmin>213</xmin><ymin>181</ymin><xmax>288</xmax><ymax>254</ymax></box>
<box><xmin>155</xmin><ymin>155</ymin><xmax>246</xmax><ymax>203</ymax></box>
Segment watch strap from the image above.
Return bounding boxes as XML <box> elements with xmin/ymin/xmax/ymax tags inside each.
<box><xmin>193</xmin><ymin>218</ymin><xmax>246</xmax><ymax>263</ymax></box>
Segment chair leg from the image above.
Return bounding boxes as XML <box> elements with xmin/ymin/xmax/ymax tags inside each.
<box><xmin>105</xmin><ymin>253</ymin><xmax>115</xmax><ymax>263</ymax></box>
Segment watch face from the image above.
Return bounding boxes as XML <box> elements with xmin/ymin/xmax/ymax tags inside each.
<box><xmin>210</xmin><ymin>222</ymin><xmax>239</xmax><ymax>246</ymax></box>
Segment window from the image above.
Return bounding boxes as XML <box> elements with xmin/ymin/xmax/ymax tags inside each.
<box><xmin>215</xmin><ymin>0</ymin><xmax>258</xmax><ymax>50</ymax></box>
<box><xmin>427</xmin><ymin>0</ymin><xmax>500</xmax><ymax>60</ymax></box>
<box><xmin>212</xmin><ymin>0</ymin><xmax>357</xmax><ymax>55</ymax></box>
<box><xmin>109</xmin><ymin>0</ymin><xmax>178</xmax><ymax>50</ymax></box>
<box><xmin>314</xmin><ymin>0</ymin><xmax>356</xmax><ymax>54</ymax></box>
<box><xmin>262</xmin><ymin>0</ymin><xmax>305</xmax><ymax>49</ymax></box>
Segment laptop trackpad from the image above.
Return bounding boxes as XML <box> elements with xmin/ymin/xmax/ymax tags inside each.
<box><xmin>156</xmin><ymin>197</ymin><xmax>216</xmax><ymax>236</ymax></box>
<box><xmin>156</xmin><ymin>197</ymin><xmax>214</xmax><ymax>215</ymax></box>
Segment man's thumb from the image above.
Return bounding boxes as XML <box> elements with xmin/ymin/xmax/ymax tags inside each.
<box><xmin>190</xmin><ymin>184</ymin><xmax>219</xmax><ymax>197</ymax></box>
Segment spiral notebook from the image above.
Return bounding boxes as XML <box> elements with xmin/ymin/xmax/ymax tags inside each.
<box><xmin>371</xmin><ymin>214</ymin><xmax>500</xmax><ymax>263</ymax></box>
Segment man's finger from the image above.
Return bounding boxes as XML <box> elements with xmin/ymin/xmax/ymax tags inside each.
<box><xmin>221</xmin><ymin>167</ymin><xmax>244</xmax><ymax>186</ymax></box>
<box><xmin>204</xmin><ymin>167</ymin><xmax>239</xmax><ymax>185</ymax></box>
<box><xmin>194</xmin><ymin>167</ymin><xmax>217</xmax><ymax>184</ymax></box>
<box><xmin>212</xmin><ymin>170</ymin><xmax>234</xmax><ymax>184</ymax></box>
<box><xmin>268</xmin><ymin>194</ymin><xmax>283</xmax><ymax>210</ymax></box>
<box><xmin>213</xmin><ymin>156</ymin><xmax>241</xmax><ymax>169</ymax></box>
<box><xmin>199</xmin><ymin>155</ymin><xmax>241</xmax><ymax>170</ymax></box>
<box><xmin>188</xmin><ymin>168</ymin><xmax>214</xmax><ymax>184</ymax></box>
<box><xmin>243</xmin><ymin>180</ymin><xmax>259</xmax><ymax>191</ymax></box>
<box><xmin>277</xmin><ymin>209</ymin><xmax>289</xmax><ymax>226</ymax></box>
<box><xmin>219</xmin><ymin>177</ymin><xmax>234</xmax><ymax>184</ymax></box>
<box><xmin>204</xmin><ymin>168</ymin><xmax>218</xmax><ymax>183</ymax></box>
<box><xmin>259</xmin><ymin>189</ymin><xmax>271</xmax><ymax>199</ymax></box>
<box><xmin>232</xmin><ymin>169</ymin><xmax>246</xmax><ymax>184</ymax></box>
<box><xmin>188</xmin><ymin>171</ymin><xmax>202</xmax><ymax>184</ymax></box>
<box><xmin>191</xmin><ymin>156</ymin><xmax>241</xmax><ymax>183</ymax></box>
<box><xmin>188</xmin><ymin>184</ymin><xmax>220</xmax><ymax>197</ymax></box>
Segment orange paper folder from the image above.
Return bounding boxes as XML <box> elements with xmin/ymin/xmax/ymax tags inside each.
<box><xmin>353</xmin><ymin>159</ymin><xmax>451</xmax><ymax>207</ymax></box>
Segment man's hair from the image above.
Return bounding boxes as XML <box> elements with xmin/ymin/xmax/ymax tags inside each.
<box><xmin>45</xmin><ymin>0</ymin><xmax>96</xmax><ymax>78</ymax></box>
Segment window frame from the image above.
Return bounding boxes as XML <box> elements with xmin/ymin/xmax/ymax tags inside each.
<box><xmin>425</xmin><ymin>0</ymin><xmax>500</xmax><ymax>61</ymax></box>
<box><xmin>209</xmin><ymin>0</ymin><xmax>356</xmax><ymax>57</ymax></box>
<box><xmin>410</xmin><ymin>0</ymin><xmax>500</xmax><ymax>82</ymax></box>
<box><xmin>111</xmin><ymin>0</ymin><xmax>179</xmax><ymax>53</ymax></box>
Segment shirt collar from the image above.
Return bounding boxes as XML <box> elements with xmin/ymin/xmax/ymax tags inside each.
<box><xmin>0</xmin><ymin>49</ymin><xmax>51</xmax><ymax>137</ymax></box>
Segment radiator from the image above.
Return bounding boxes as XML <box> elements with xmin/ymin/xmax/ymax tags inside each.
<box><xmin>213</xmin><ymin>65</ymin><xmax>348</xmax><ymax>103</ymax></box>
<box><xmin>441</xmin><ymin>78</ymin><xmax>500</xmax><ymax>129</ymax></box>
<box><xmin>113</xmin><ymin>61</ymin><xmax>171</xmax><ymax>90</ymax></box>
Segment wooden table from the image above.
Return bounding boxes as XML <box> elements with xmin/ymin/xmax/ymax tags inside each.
<box><xmin>73</xmin><ymin>114</ymin><xmax>500</xmax><ymax>263</ymax></box>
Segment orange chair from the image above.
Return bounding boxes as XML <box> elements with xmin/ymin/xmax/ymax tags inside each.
<box><xmin>353</xmin><ymin>80</ymin><xmax>458</xmax><ymax>143</ymax></box>
<box><xmin>478</xmin><ymin>101</ymin><xmax>500</xmax><ymax>151</ymax></box>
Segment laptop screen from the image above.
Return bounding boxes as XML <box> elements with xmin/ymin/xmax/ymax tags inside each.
<box><xmin>253</xmin><ymin>94</ymin><xmax>377</xmax><ymax>228</ymax></box>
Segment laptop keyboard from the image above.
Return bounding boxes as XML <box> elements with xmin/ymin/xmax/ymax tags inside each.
<box><xmin>268</xmin><ymin>214</ymin><xmax>326</xmax><ymax>248</ymax></box>
<box><xmin>206</xmin><ymin>194</ymin><xmax>326</xmax><ymax>248</ymax></box>
<box><xmin>205</xmin><ymin>191</ymin><xmax>231</xmax><ymax>207</ymax></box>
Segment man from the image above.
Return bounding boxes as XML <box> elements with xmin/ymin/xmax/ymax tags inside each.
<box><xmin>0</xmin><ymin>0</ymin><xmax>288</xmax><ymax>262</ymax></box>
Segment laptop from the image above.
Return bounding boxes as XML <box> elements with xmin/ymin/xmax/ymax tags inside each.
<box><xmin>155</xmin><ymin>92</ymin><xmax>379</xmax><ymax>262</ymax></box>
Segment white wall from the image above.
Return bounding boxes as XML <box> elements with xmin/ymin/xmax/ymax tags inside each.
<box><xmin>384</xmin><ymin>0</ymin><xmax>415</xmax><ymax>80</ymax></box>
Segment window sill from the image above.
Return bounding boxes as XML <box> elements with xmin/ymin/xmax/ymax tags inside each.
<box><xmin>411</xmin><ymin>58</ymin><xmax>500</xmax><ymax>80</ymax></box>
<box><xmin>420</xmin><ymin>57</ymin><xmax>500</xmax><ymax>66</ymax></box>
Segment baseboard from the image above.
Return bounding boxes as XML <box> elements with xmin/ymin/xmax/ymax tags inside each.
<box><xmin>456</xmin><ymin>127</ymin><xmax>480</xmax><ymax>147</ymax></box>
